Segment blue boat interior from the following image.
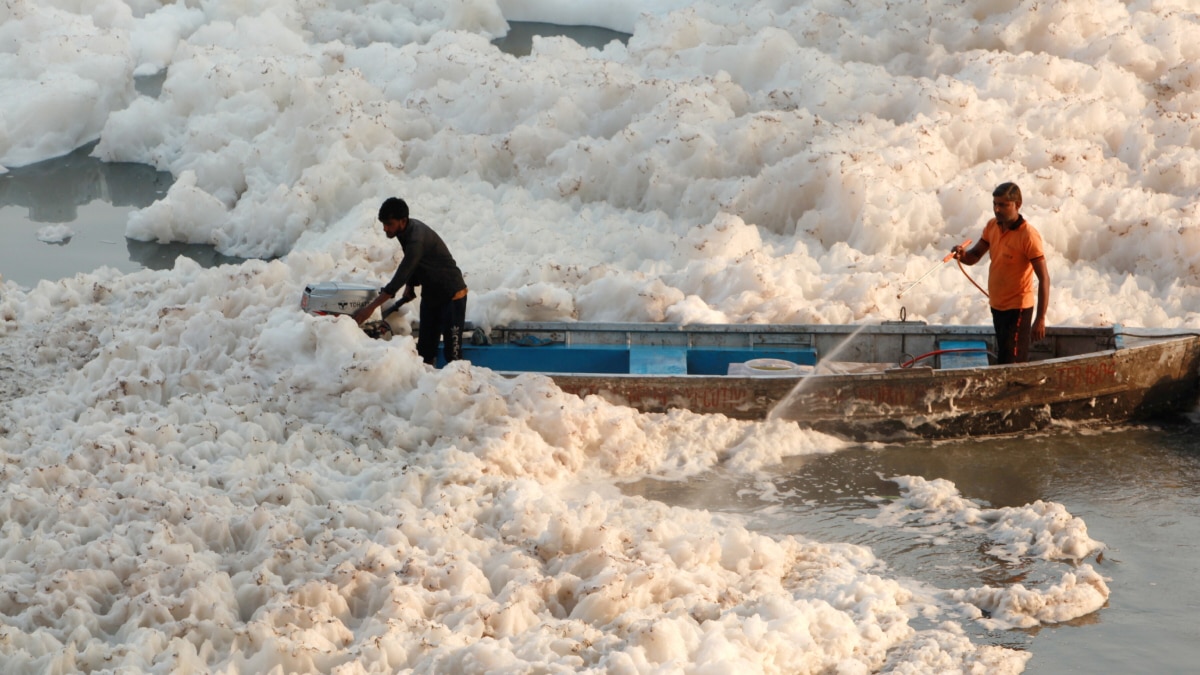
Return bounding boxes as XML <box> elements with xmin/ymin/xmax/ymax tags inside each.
<box><xmin>456</xmin><ymin>343</ymin><xmax>820</xmax><ymax>375</ymax></box>
<box><xmin>937</xmin><ymin>340</ymin><xmax>991</xmax><ymax>369</ymax></box>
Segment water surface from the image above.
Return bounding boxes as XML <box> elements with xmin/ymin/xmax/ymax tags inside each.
<box><xmin>0</xmin><ymin>25</ymin><xmax>630</xmax><ymax>289</ymax></box>
<box><xmin>492</xmin><ymin>21</ymin><xmax>630</xmax><ymax>57</ymax></box>
<box><xmin>625</xmin><ymin>424</ymin><xmax>1200</xmax><ymax>672</ymax></box>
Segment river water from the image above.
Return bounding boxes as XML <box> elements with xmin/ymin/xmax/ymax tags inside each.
<box><xmin>625</xmin><ymin>422</ymin><xmax>1200</xmax><ymax>672</ymax></box>
<box><xmin>0</xmin><ymin>141</ymin><xmax>252</xmax><ymax>288</ymax></box>
<box><xmin>0</xmin><ymin>73</ymin><xmax>252</xmax><ymax>288</ymax></box>
<box><xmin>0</xmin><ymin>24</ymin><xmax>632</xmax><ymax>289</ymax></box>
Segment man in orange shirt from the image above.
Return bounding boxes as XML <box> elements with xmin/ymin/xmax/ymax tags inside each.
<box><xmin>952</xmin><ymin>182</ymin><xmax>1050</xmax><ymax>364</ymax></box>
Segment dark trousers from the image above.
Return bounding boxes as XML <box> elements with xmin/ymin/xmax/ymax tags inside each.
<box><xmin>417</xmin><ymin>294</ymin><xmax>467</xmax><ymax>366</ymax></box>
<box><xmin>991</xmin><ymin>307</ymin><xmax>1034</xmax><ymax>364</ymax></box>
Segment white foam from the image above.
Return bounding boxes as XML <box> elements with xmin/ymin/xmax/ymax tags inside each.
<box><xmin>4</xmin><ymin>0</ymin><xmax>1194</xmax><ymax>670</ymax></box>
<box><xmin>35</xmin><ymin>224</ymin><xmax>74</xmax><ymax>244</ymax></box>
<box><xmin>866</xmin><ymin>475</ymin><xmax>1105</xmax><ymax>563</ymax></box>
<box><xmin>862</xmin><ymin>475</ymin><xmax>1109</xmax><ymax>629</ymax></box>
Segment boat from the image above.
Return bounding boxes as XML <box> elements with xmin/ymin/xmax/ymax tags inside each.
<box><xmin>302</xmin><ymin>282</ymin><xmax>1200</xmax><ymax>441</ymax></box>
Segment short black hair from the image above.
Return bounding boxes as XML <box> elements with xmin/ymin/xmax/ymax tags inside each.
<box><xmin>992</xmin><ymin>182</ymin><xmax>1022</xmax><ymax>206</ymax></box>
<box><xmin>378</xmin><ymin>197</ymin><xmax>409</xmax><ymax>222</ymax></box>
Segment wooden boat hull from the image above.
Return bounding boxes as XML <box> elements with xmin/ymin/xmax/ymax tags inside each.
<box><xmin>464</xmin><ymin>322</ymin><xmax>1200</xmax><ymax>441</ymax></box>
<box><xmin>551</xmin><ymin>337</ymin><xmax>1200</xmax><ymax>440</ymax></box>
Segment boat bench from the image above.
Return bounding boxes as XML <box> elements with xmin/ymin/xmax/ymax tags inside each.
<box><xmin>629</xmin><ymin>346</ymin><xmax>820</xmax><ymax>375</ymax></box>
<box><xmin>462</xmin><ymin>344</ymin><xmax>629</xmax><ymax>373</ymax></box>
<box><xmin>688</xmin><ymin>348</ymin><xmax>817</xmax><ymax>375</ymax></box>
<box><xmin>938</xmin><ymin>340</ymin><xmax>990</xmax><ymax>369</ymax></box>
<box><xmin>629</xmin><ymin>346</ymin><xmax>689</xmax><ymax>374</ymax></box>
<box><xmin>460</xmin><ymin>343</ymin><xmax>819</xmax><ymax>375</ymax></box>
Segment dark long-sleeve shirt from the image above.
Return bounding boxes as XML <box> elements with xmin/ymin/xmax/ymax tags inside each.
<box><xmin>382</xmin><ymin>218</ymin><xmax>466</xmax><ymax>305</ymax></box>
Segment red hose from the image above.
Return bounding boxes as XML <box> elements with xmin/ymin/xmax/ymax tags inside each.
<box><xmin>899</xmin><ymin>348</ymin><xmax>991</xmax><ymax>369</ymax></box>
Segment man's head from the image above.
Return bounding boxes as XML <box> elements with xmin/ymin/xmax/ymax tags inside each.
<box><xmin>992</xmin><ymin>182</ymin><xmax>1022</xmax><ymax>227</ymax></box>
<box><xmin>379</xmin><ymin>197</ymin><xmax>409</xmax><ymax>238</ymax></box>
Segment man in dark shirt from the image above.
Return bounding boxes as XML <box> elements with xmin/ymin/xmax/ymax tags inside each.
<box><xmin>353</xmin><ymin>197</ymin><xmax>468</xmax><ymax>366</ymax></box>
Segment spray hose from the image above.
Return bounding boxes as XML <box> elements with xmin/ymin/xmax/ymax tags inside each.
<box><xmin>956</xmin><ymin>259</ymin><xmax>988</xmax><ymax>298</ymax></box>
<box><xmin>897</xmin><ymin>238</ymin><xmax>989</xmax><ymax>300</ymax></box>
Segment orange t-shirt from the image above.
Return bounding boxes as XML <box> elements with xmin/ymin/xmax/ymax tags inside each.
<box><xmin>982</xmin><ymin>217</ymin><xmax>1044</xmax><ymax>311</ymax></box>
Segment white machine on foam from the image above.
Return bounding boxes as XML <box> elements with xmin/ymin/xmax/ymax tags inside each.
<box><xmin>300</xmin><ymin>281</ymin><xmax>380</xmax><ymax>316</ymax></box>
<box><xmin>301</xmin><ymin>281</ymin><xmax>413</xmax><ymax>340</ymax></box>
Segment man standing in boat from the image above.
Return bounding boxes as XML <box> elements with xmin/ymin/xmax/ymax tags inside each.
<box><xmin>353</xmin><ymin>197</ymin><xmax>468</xmax><ymax>366</ymax></box>
<box><xmin>951</xmin><ymin>182</ymin><xmax>1050</xmax><ymax>364</ymax></box>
